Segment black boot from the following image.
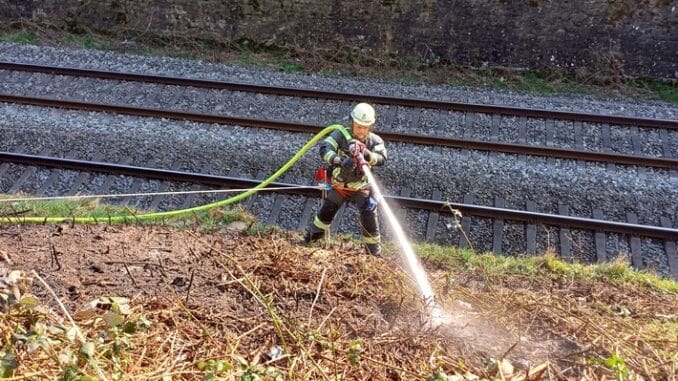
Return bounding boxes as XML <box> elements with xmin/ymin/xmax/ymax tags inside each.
<box><xmin>366</xmin><ymin>243</ymin><xmax>382</xmax><ymax>257</ymax></box>
<box><xmin>303</xmin><ymin>230</ymin><xmax>325</xmax><ymax>244</ymax></box>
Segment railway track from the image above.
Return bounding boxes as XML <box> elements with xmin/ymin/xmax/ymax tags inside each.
<box><xmin>2</xmin><ymin>94</ymin><xmax>677</xmax><ymax>170</ymax></box>
<box><xmin>0</xmin><ymin>153</ymin><xmax>676</xmax><ymax>278</ymax></box>
<box><xmin>0</xmin><ymin>62</ymin><xmax>676</xmax><ymax>173</ymax></box>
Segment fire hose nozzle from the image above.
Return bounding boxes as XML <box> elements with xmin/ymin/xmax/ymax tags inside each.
<box><xmin>354</xmin><ymin>154</ymin><xmax>369</xmax><ymax>173</ymax></box>
<box><xmin>348</xmin><ymin>139</ymin><xmax>369</xmax><ymax>173</ymax></box>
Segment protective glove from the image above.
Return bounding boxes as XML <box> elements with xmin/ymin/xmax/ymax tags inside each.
<box><xmin>340</xmin><ymin>156</ymin><xmax>356</xmax><ymax>172</ymax></box>
<box><xmin>362</xmin><ymin>149</ymin><xmax>372</xmax><ymax>162</ymax></box>
<box><xmin>348</xmin><ymin>139</ymin><xmax>366</xmax><ymax>157</ymax></box>
<box><xmin>331</xmin><ymin>155</ymin><xmax>342</xmax><ymax>165</ymax></box>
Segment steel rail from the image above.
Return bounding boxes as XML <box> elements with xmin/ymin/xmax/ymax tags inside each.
<box><xmin>0</xmin><ymin>151</ymin><xmax>317</xmax><ymax>197</ymax></box>
<box><xmin>2</xmin><ymin>61</ymin><xmax>676</xmax><ymax>130</ymax></box>
<box><xmin>2</xmin><ymin>94</ymin><xmax>676</xmax><ymax>169</ymax></box>
<box><xmin>1</xmin><ymin>151</ymin><xmax>676</xmax><ymax>240</ymax></box>
<box><xmin>391</xmin><ymin>196</ymin><xmax>678</xmax><ymax>240</ymax></box>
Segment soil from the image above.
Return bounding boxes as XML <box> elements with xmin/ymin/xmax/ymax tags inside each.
<box><xmin>1</xmin><ymin>223</ymin><xmax>675</xmax><ymax>379</ymax></box>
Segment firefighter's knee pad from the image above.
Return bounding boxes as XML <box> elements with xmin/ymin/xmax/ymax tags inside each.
<box><xmin>356</xmin><ymin>194</ymin><xmax>377</xmax><ymax>212</ymax></box>
<box><xmin>359</xmin><ymin>200</ymin><xmax>378</xmax><ymax>220</ymax></box>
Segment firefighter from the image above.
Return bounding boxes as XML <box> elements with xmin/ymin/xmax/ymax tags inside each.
<box><xmin>304</xmin><ymin>103</ymin><xmax>388</xmax><ymax>256</ymax></box>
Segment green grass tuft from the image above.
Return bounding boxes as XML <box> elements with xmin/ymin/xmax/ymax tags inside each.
<box><xmin>1</xmin><ymin>197</ymin><xmax>124</xmax><ymax>219</ymax></box>
<box><xmin>0</xmin><ymin>196</ymin><xmax>256</xmax><ymax>229</ymax></box>
<box><xmin>415</xmin><ymin>241</ymin><xmax>677</xmax><ymax>294</ymax></box>
<box><xmin>1</xmin><ymin>32</ymin><xmax>39</xmax><ymax>44</ymax></box>
<box><xmin>276</xmin><ymin>61</ymin><xmax>304</xmax><ymax>73</ymax></box>
<box><xmin>68</xmin><ymin>34</ymin><xmax>110</xmax><ymax>50</ymax></box>
<box><xmin>628</xmin><ymin>79</ymin><xmax>678</xmax><ymax>103</ymax></box>
<box><xmin>516</xmin><ymin>72</ymin><xmax>554</xmax><ymax>93</ymax></box>
<box><xmin>647</xmin><ymin>81</ymin><xmax>678</xmax><ymax>103</ymax></box>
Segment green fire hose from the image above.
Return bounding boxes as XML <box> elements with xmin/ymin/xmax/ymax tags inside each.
<box><xmin>0</xmin><ymin>124</ymin><xmax>352</xmax><ymax>224</ymax></box>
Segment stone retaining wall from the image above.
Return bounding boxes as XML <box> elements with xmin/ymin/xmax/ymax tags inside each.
<box><xmin>1</xmin><ymin>0</ymin><xmax>675</xmax><ymax>79</ymax></box>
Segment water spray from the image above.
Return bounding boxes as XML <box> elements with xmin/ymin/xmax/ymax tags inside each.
<box><xmin>351</xmin><ymin>145</ymin><xmax>445</xmax><ymax>326</ymax></box>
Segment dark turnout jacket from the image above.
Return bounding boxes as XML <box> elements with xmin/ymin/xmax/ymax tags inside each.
<box><xmin>318</xmin><ymin>125</ymin><xmax>387</xmax><ymax>190</ymax></box>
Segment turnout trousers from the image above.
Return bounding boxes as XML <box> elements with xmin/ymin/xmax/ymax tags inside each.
<box><xmin>306</xmin><ymin>187</ymin><xmax>381</xmax><ymax>255</ymax></box>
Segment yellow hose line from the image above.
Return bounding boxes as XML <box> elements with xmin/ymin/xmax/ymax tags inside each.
<box><xmin>0</xmin><ymin>124</ymin><xmax>350</xmax><ymax>224</ymax></box>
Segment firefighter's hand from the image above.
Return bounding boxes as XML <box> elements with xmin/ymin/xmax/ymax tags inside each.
<box><xmin>362</xmin><ymin>149</ymin><xmax>372</xmax><ymax>162</ymax></box>
<box><xmin>348</xmin><ymin>140</ymin><xmax>365</xmax><ymax>156</ymax></box>
<box><xmin>340</xmin><ymin>157</ymin><xmax>355</xmax><ymax>172</ymax></box>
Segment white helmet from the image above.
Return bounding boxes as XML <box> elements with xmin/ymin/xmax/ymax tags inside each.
<box><xmin>350</xmin><ymin>103</ymin><xmax>376</xmax><ymax>127</ymax></box>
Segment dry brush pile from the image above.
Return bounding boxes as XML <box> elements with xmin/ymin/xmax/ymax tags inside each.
<box><xmin>0</xmin><ymin>224</ymin><xmax>676</xmax><ymax>380</ymax></box>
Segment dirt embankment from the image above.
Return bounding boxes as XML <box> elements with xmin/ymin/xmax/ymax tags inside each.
<box><xmin>1</xmin><ymin>224</ymin><xmax>676</xmax><ymax>379</ymax></box>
